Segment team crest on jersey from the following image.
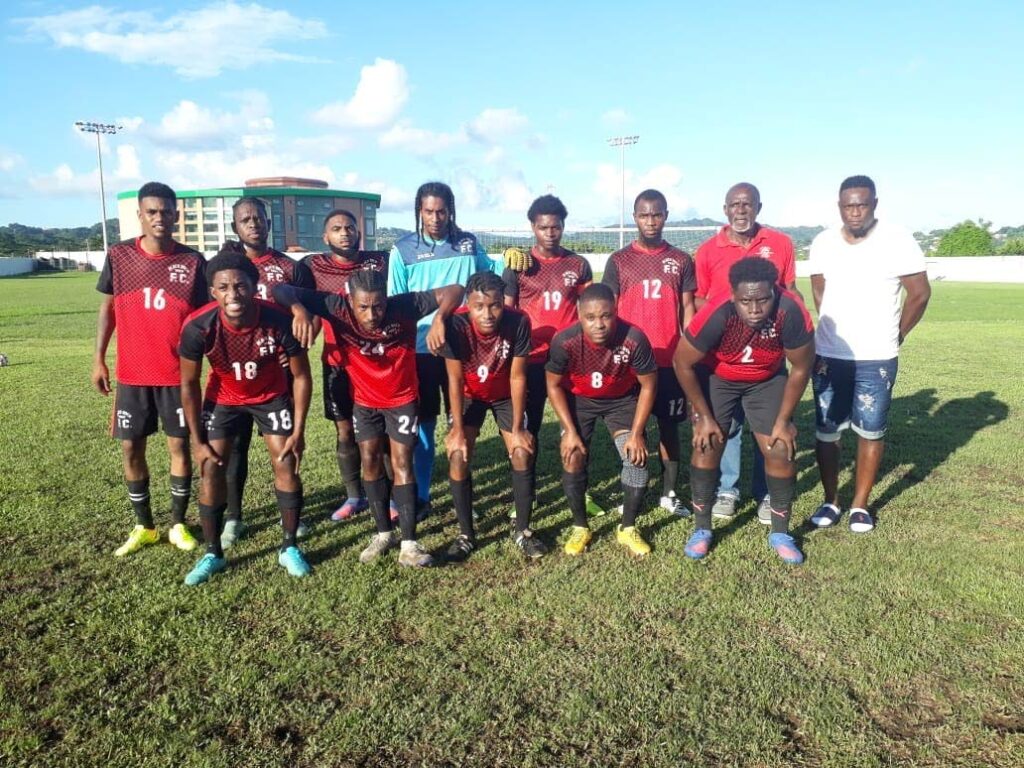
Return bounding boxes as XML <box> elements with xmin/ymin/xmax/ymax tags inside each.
<box><xmin>497</xmin><ymin>339</ymin><xmax>511</xmax><ymax>360</ymax></box>
<box><xmin>456</xmin><ymin>237</ymin><xmax>476</xmax><ymax>255</ymax></box>
<box><xmin>262</xmin><ymin>264</ymin><xmax>285</xmax><ymax>283</ymax></box>
<box><xmin>612</xmin><ymin>345</ymin><xmax>632</xmax><ymax>364</ymax></box>
<box><xmin>562</xmin><ymin>270</ymin><xmax>579</xmax><ymax>287</ymax></box>
<box><xmin>255</xmin><ymin>334</ymin><xmax>277</xmax><ymax>355</ymax></box>
<box><xmin>382</xmin><ymin>322</ymin><xmax>401</xmax><ymax>337</ymax></box>
<box><xmin>167</xmin><ymin>263</ymin><xmax>191</xmax><ymax>283</ymax></box>
<box><xmin>757</xmin><ymin>246</ymin><xmax>774</xmax><ymax>259</ymax></box>
<box><xmin>759</xmin><ymin>325</ymin><xmax>778</xmax><ymax>339</ymax></box>
<box><xmin>662</xmin><ymin>257</ymin><xmax>679</xmax><ymax>275</ymax></box>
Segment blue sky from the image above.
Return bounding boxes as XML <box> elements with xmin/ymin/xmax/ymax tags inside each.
<box><xmin>1</xmin><ymin>0</ymin><xmax>1022</xmax><ymax>233</ymax></box>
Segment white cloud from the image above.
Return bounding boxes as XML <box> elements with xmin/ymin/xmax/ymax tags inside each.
<box><xmin>466</xmin><ymin>108</ymin><xmax>529</xmax><ymax>143</ymax></box>
<box><xmin>0</xmin><ymin>151</ymin><xmax>23</xmax><ymax>172</ymax></box>
<box><xmin>312</xmin><ymin>59</ymin><xmax>409</xmax><ymax>129</ymax></box>
<box><xmin>592</xmin><ymin>162</ymin><xmax>691</xmax><ymax>216</ymax></box>
<box><xmin>378</xmin><ymin>121</ymin><xmax>466</xmax><ymax>155</ymax></box>
<box><xmin>29</xmin><ymin>143</ymin><xmax>144</xmax><ymax>197</ymax></box>
<box><xmin>602</xmin><ymin>108</ymin><xmax>631</xmax><ymax>126</ymax></box>
<box><xmin>151</xmin><ymin>149</ymin><xmax>335</xmax><ymax>191</ymax></box>
<box><xmin>18</xmin><ymin>2</ymin><xmax>327</xmax><ymax>79</ymax></box>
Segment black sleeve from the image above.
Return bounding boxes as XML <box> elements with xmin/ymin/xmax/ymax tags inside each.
<box><xmin>601</xmin><ymin>255</ymin><xmax>619</xmax><ymax>294</ymax></box>
<box><xmin>96</xmin><ymin>254</ymin><xmax>114</xmax><ymax>294</ymax></box>
<box><xmin>780</xmin><ymin>296</ymin><xmax>815</xmax><ymax>350</ymax></box>
<box><xmin>410</xmin><ymin>290</ymin><xmax>440</xmax><ymax>319</ymax></box>
<box><xmin>629</xmin><ymin>328</ymin><xmax>657</xmax><ymax>375</ymax></box>
<box><xmin>279</xmin><ymin>285</ymin><xmax>346</xmax><ymax>318</ymax></box>
<box><xmin>502</xmin><ymin>267</ymin><xmax>520</xmax><ymax>301</ymax></box>
<box><xmin>545</xmin><ymin>332</ymin><xmax>569</xmax><ymax>375</ymax></box>
<box><xmin>291</xmin><ymin>259</ymin><xmax>316</xmax><ymax>290</ymax></box>
<box><xmin>438</xmin><ymin>316</ymin><xmax>464</xmax><ymax>360</ymax></box>
<box><xmin>512</xmin><ymin>313</ymin><xmax>532</xmax><ymax>357</ymax></box>
<box><xmin>684</xmin><ymin>304</ymin><xmax>728</xmax><ymax>354</ymax></box>
<box><xmin>178</xmin><ymin>320</ymin><xmax>206</xmax><ymax>362</ymax></box>
<box><xmin>579</xmin><ymin>256</ymin><xmax>594</xmax><ymax>286</ymax></box>
<box><xmin>680</xmin><ymin>254</ymin><xmax>697</xmax><ymax>294</ymax></box>
<box><xmin>190</xmin><ymin>256</ymin><xmax>210</xmax><ymax>309</ymax></box>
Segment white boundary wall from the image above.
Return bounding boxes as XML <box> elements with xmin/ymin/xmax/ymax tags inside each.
<box><xmin>0</xmin><ymin>257</ymin><xmax>36</xmax><ymax>276</ymax></box>
<box><xmin>23</xmin><ymin>250</ymin><xmax>1024</xmax><ymax>283</ymax></box>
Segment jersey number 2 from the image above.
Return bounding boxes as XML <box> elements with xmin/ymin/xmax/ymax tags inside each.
<box><xmin>741</xmin><ymin>345</ymin><xmax>754</xmax><ymax>363</ymax></box>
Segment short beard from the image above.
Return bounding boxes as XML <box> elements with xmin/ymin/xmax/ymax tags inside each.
<box><xmin>329</xmin><ymin>239</ymin><xmax>360</xmax><ymax>257</ymax></box>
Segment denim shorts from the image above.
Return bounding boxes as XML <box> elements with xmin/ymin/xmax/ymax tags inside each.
<box><xmin>812</xmin><ymin>356</ymin><xmax>898</xmax><ymax>441</ymax></box>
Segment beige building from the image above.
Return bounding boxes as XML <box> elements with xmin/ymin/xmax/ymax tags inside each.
<box><xmin>117</xmin><ymin>177</ymin><xmax>382</xmax><ymax>253</ymax></box>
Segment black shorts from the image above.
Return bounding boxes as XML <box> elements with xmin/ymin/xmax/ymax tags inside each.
<box><xmin>524</xmin><ymin>362</ymin><xmax>547</xmax><ymax>437</ymax></box>
<box><xmin>652</xmin><ymin>366</ymin><xmax>687</xmax><ymax>423</ymax></box>
<box><xmin>569</xmin><ymin>393</ymin><xmax>640</xmax><ymax>446</ymax></box>
<box><xmin>454</xmin><ymin>398</ymin><xmax>520</xmax><ymax>433</ymax></box>
<box><xmin>697</xmin><ymin>369</ymin><xmax>787</xmax><ymax>437</ymax></box>
<box><xmin>203</xmin><ymin>396</ymin><xmax>295</xmax><ymax>440</ymax></box>
<box><xmin>112</xmin><ymin>384</ymin><xmax>188</xmax><ymax>439</ymax></box>
<box><xmin>352</xmin><ymin>401</ymin><xmax>419</xmax><ymax>445</ymax></box>
<box><xmin>322</xmin><ymin>363</ymin><xmax>354</xmax><ymax>421</ymax></box>
<box><xmin>416</xmin><ymin>353</ymin><xmax>450</xmax><ymax>422</ymax></box>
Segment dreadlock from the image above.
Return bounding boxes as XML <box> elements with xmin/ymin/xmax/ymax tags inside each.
<box><xmin>414</xmin><ymin>181</ymin><xmax>460</xmax><ymax>245</ymax></box>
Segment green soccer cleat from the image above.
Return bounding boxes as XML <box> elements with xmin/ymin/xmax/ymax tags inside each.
<box><xmin>168</xmin><ymin>523</ymin><xmax>198</xmax><ymax>552</ymax></box>
<box><xmin>114</xmin><ymin>525</ymin><xmax>159</xmax><ymax>558</ymax></box>
<box><xmin>585</xmin><ymin>493</ymin><xmax>607</xmax><ymax>517</ymax></box>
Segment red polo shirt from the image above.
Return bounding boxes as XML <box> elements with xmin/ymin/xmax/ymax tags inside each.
<box><xmin>694</xmin><ymin>225</ymin><xmax>797</xmax><ymax>301</ymax></box>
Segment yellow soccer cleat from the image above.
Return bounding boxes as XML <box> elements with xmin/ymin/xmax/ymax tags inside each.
<box><xmin>563</xmin><ymin>526</ymin><xmax>593</xmax><ymax>556</ymax></box>
<box><xmin>114</xmin><ymin>525</ymin><xmax>160</xmax><ymax>557</ymax></box>
<box><xmin>168</xmin><ymin>523</ymin><xmax>199</xmax><ymax>552</ymax></box>
<box><xmin>616</xmin><ymin>525</ymin><xmax>651</xmax><ymax>557</ymax></box>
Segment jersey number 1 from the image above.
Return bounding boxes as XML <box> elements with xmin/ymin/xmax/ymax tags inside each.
<box><xmin>142</xmin><ymin>287</ymin><xmax>166</xmax><ymax>310</ymax></box>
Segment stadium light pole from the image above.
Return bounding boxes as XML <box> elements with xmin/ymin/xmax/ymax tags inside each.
<box><xmin>607</xmin><ymin>135</ymin><xmax>639</xmax><ymax>249</ymax></box>
<box><xmin>75</xmin><ymin>121</ymin><xmax>122</xmax><ymax>255</ymax></box>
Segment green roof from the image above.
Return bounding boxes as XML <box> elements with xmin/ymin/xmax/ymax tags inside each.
<box><xmin>117</xmin><ymin>187</ymin><xmax>381</xmax><ymax>204</ymax></box>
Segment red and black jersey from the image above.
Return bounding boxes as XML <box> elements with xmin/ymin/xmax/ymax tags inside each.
<box><xmin>302</xmin><ymin>251</ymin><xmax>389</xmax><ymax>367</ymax></box>
<box><xmin>503</xmin><ymin>248</ymin><xmax>592</xmax><ymax>364</ymax></box>
<box><xmin>179</xmin><ymin>299</ymin><xmax>303</xmax><ymax>406</ymax></box>
<box><xmin>249</xmin><ymin>249</ymin><xmax>315</xmax><ymax>305</ymax></box>
<box><xmin>288</xmin><ymin>286</ymin><xmax>437</xmax><ymax>409</ymax></box>
<box><xmin>440</xmin><ymin>307</ymin><xmax>531</xmax><ymax>403</ymax></box>
<box><xmin>685</xmin><ymin>291</ymin><xmax>814</xmax><ymax>382</ymax></box>
<box><xmin>547</xmin><ymin>320</ymin><xmax>656</xmax><ymax>399</ymax></box>
<box><xmin>603</xmin><ymin>241</ymin><xmax>696</xmax><ymax>367</ymax></box>
<box><xmin>97</xmin><ymin>237</ymin><xmax>207</xmax><ymax>387</ymax></box>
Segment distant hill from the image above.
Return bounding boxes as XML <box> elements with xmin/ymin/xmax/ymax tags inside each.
<box><xmin>0</xmin><ymin>220</ymin><xmax>118</xmax><ymax>255</ymax></box>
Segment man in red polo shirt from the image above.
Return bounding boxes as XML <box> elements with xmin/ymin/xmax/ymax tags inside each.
<box><xmin>694</xmin><ymin>183</ymin><xmax>800</xmax><ymax>525</ymax></box>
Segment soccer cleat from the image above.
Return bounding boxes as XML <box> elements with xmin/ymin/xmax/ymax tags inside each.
<box><xmin>512</xmin><ymin>528</ymin><xmax>548</xmax><ymax>559</ymax></box>
<box><xmin>278</xmin><ymin>546</ymin><xmax>312</xmax><ymax>577</ymax></box>
<box><xmin>711</xmin><ymin>494</ymin><xmax>738</xmax><ymax>520</ymax></box>
<box><xmin>114</xmin><ymin>525</ymin><xmax>159</xmax><ymax>557</ymax></box>
<box><xmin>295</xmin><ymin>519</ymin><xmax>312</xmax><ymax>539</ymax></box>
<box><xmin>757</xmin><ymin>495</ymin><xmax>773</xmax><ymax>526</ymax></box>
<box><xmin>168</xmin><ymin>523</ymin><xmax>198</xmax><ymax>552</ymax></box>
<box><xmin>848</xmin><ymin>508</ymin><xmax>875</xmax><ymax>534</ymax></box>
<box><xmin>359</xmin><ymin>531</ymin><xmax>398</xmax><ymax>564</ymax></box>
<box><xmin>184</xmin><ymin>553</ymin><xmax>227</xmax><ymax>586</ymax></box>
<box><xmin>769</xmin><ymin>533</ymin><xmax>805</xmax><ymax>565</ymax></box>
<box><xmin>810</xmin><ymin>503</ymin><xmax>842</xmax><ymax>528</ymax></box>
<box><xmin>684</xmin><ymin>528</ymin><xmax>713</xmax><ymax>560</ymax></box>
<box><xmin>398</xmin><ymin>541</ymin><xmax>434</xmax><ymax>568</ymax></box>
<box><xmin>220</xmin><ymin>519</ymin><xmax>246</xmax><ymax>550</ymax></box>
<box><xmin>585</xmin><ymin>493</ymin><xmax>607</xmax><ymax>518</ymax></box>
<box><xmin>564</xmin><ymin>526</ymin><xmax>593</xmax><ymax>556</ymax></box>
<box><xmin>660</xmin><ymin>492</ymin><xmax>690</xmax><ymax>518</ymax></box>
<box><xmin>445</xmin><ymin>534</ymin><xmax>476</xmax><ymax>563</ymax></box>
<box><xmin>415</xmin><ymin>499</ymin><xmax>433</xmax><ymax>523</ymax></box>
<box><xmin>331</xmin><ymin>497</ymin><xmax>368</xmax><ymax>522</ymax></box>
<box><xmin>616</xmin><ymin>525</ymin><xmax>651</xmax><ymax>557</ymax></box>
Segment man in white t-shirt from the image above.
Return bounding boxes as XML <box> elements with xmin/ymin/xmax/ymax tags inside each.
<box><xmin>807</xmin><ymin>175</ymin><xmax>931</xmax><ymax>533</ymax></box>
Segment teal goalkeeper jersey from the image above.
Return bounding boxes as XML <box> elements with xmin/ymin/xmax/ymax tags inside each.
<box><xmin>388</xmin><ymin>230</ymin><xmax>494</xmax><ymax>353</ymax></box>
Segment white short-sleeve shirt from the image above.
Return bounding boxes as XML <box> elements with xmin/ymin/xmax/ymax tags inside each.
<box><xmin>808</xmin><ymin>220</ymin><xmax>926</xmax><ymax>361</ymax></box>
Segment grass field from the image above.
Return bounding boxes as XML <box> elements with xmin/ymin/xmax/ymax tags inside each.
<box><xmin>1</xmin><ymin>272</ymin><xmax>1022</xmax><ymax>767</ymax></box>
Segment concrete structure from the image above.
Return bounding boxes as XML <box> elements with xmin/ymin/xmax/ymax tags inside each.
<box><xmin>0</xmin><ymin>257</ymin><xmax>36</xmax><ymax>276</ymax></box>
<box><xmin>117</xmin><ymin>177</ymin><xmax>381</xmax><ymax>253</ymax></box>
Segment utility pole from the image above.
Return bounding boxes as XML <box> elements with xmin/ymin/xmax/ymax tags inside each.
<box><xmin>607</xmin><ymin>135</ymin><xmax>639</xmax><ymax>249</ymax></box>
<box><xmin>75</xmin><ymin>122</ymin><xmax>122</xmax><ymax>255</ymax></box>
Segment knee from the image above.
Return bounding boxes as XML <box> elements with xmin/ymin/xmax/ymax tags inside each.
<box><xmin>449</xmin><ymin>452</ymin><xmax>468</xmax><ymax>479</ymax></box>
<box><xmin>335</xmin><ymin>420</ymin><xmax>355</xmax><ymax>444</ymax></box>
<box><xmin>510</xmin><ymin>448</ymin><xmax>530</xmax><ymax>472</ymax></box>
<box><xmin>121</xmin><ymin>439</ymin><xmax>145</xmax><ymax>464</ymax></box>
<box><xmin>564</xmin><ymin>452</ymin><xmax>586</xmax><ymax>474</ymax></box>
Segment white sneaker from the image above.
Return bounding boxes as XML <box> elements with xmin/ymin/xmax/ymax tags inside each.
<box><xmin>220</xmin><ymin>519</ymin><xmax>247</xmax><ymax>550</ymax></box>
<box><xmin>398</xmin><ymin>540</ymin><xmax>434</xmax><ymax>568</ymax></box>
<box><xmin>756</xmin><ymin>495</ymin><xmax>773</xmax><ymax>526</ymax></box>
<box><xmin>359</xmin><ymin>531</ymin><xmax>398</xmax><ymax>563</ymax></box>
<box><xmin>711</xmin><ymin>494</ymin><xmax>739</xmax><ymax>520</ymax></box>
<box><xmin>659</xmin><ymin>492</ymin><xmax>690</xmax><ymax>517</ymax></box>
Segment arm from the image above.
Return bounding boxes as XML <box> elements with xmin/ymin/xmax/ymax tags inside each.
<box><xmin>180</xmin><ymin>356</ymin><xmax>221</xmax><ymax>469</ymax></box>
<box><xmin>271</xmin><ymin>284</ymin><xmax>335</xmax><ymax>348</ymax></box>
<box><xmin>769</xmin><ymin>340</ymin><xmax>815</xmax><ymax>461</ymax></box>
<box><xmin>425</xmin><ymin>284</ymin><xmax>466</xmax><ymax>354</ymax></box>
<box><xmin>680</xmin><ymin>290</ymin><xmax>696</xmax><ymax>330</ymax></box>
<box><xmin>898</xmin><ymin>272</ymin><xmax>931</xmax><ymax>345</ymax></box>
<box><xmin>279</xmin><ymin>350</ymin><xmax>312</xmax><ymax>471</ymax></box>
<box><xmin>443</xmin><ymin>358</ymin><xmax>469</xmax><ymax>461</ymax></box>
<box><xmin>546</xmin><ymin>370</ymin><xmax>586</xmax><ymax>463</ymax></box>
<box><xmin>785</xmin><ymin>280</ymin><xmax>804</xmax><ymax>304</ymax></box>
<box><xmin>672</xmin><ymin>336</ymin><xmax>724</xmax><ymax>453</ymax></box>
<box><xmin>91</xmin><ymin>295</ymin><xmax>116</xmax><ymax>395</ymax></box>
<box><xmin>623</xmin><ymin>371</ymin><xmax>657</xmax><ymax>467</ymax></box>
<box><xmin>809</xmin><ymin>274</ymin><xmax>825</xmax><ymax>314</ymax></box>
<box><xmin>507</xmin><ymin>356</ymin><xmax>534</xmax><ymax>457</ymax></box>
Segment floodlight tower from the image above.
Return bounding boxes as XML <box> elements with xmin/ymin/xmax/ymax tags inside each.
<box><xmin>607</xmin><ymin>135</ymin><xmax>639</xmax><ymax>249</ymax></box>
<box><xmin>75</xmin><ymin>121</ymin><xmax>122</xmax><ymax>255</ymax></box>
